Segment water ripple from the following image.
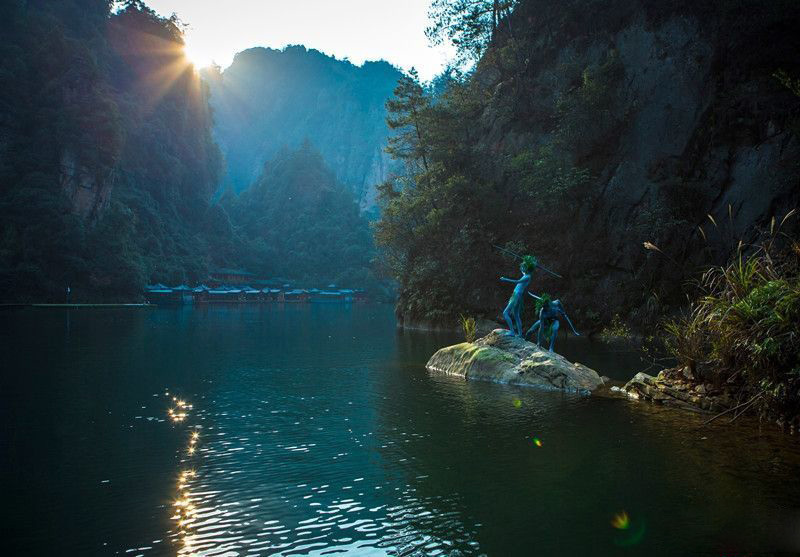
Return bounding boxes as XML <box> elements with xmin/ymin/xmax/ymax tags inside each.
<box><xmin>155</xmin><ymin>383</ymin><xmax>484</xmax><ymax>557</ymax></box>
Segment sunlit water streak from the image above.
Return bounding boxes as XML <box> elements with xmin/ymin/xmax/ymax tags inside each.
<box><xmin>161</xmin><ymin>379</ymin><xmax>482</xmax><ymax>556</ymax></box>
<box><xmin>2</xmin><ymin>305</ymin><xmax>800</xmax><ymax>556</ymax></box>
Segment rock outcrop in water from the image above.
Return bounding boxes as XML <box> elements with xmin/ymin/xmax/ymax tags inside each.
<box><xmin>426</xmin><ymin>330</ymin><xmax>603</xmax><ymax>393</ymax></box>
<box><xmin>618</xmin><ymin>367</ymin><xmax>735</xmax><ymax>414</ymax></box>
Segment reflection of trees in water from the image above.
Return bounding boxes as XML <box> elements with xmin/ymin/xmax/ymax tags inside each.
<box><xmin>621</xmin><ymin>400</ymin><xmax>800</xmax><ymax>550</ymax></box>
<box><xmin>375</xmin><ymin>329</ymin><xmax>800</xmax><ymax>554</ymax></box>
<box><xmin>367</xmin><ymin>328</ymin><xmax>484</xmax><ymax>553</ymax></box>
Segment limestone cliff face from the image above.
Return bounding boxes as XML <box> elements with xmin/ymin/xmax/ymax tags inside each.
<box><xmin>360</xmin><ymin>146</ymin><xmax>393</xmax><ymax>216</ymax></box>
<box><xmin>579</xmin><ymin>13</ymin><xmax>798</xmax><ymax>260</ymax></box>
<box><xmin>466</xmin><ymin>2</ymin><xmax>800</xmax><ymax>325</ymax></box>
<box><xmin>59</xmin><ymin>149</ymin><xmax>113</xmax><ymax>221</ymax></box>
<box><xmin>206</xmin><ymin>46</ymin><xmax>403</xmax><ymax>212</ymax></box>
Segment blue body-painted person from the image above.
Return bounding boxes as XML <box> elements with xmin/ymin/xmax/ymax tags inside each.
<box><xmin>525</xmin><ymin>293</ymin><xmax>580</xmax><ymax>352</ymax></box>
<box><xmin>499</xmin><ymin>255</ymin><xmax>537</xmax><ymax>336</ymax></box>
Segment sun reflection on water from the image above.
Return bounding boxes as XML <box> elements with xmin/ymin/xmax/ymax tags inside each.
<box><xmin>166</xmin><ymin>398</ymin><xmax>203</xmax><ymax>555</ymax></box>
<box><xmin>168</xmin><ymin>397</ymin><xmax>193</xmax><ymax>423</ymax></box>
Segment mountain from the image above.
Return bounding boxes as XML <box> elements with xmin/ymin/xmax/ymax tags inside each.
<box><xmin>0</xmin><ymin>2</ymin><xmax>394</xmax><ymax>302</ymax></box>
<box><xmin>375</xmin><ymin>0</ymin><xmax>800</xmax><ymax>329</ymax></box>
<box><xmin>0</xmin><ymin>1</ymin><xmax>222</xmax><ymax>301</ymax></box>
<box><xmin>225</xmin><ymin>141</ymin><xmax>379</xmax><ymax>288</ymax></box>
<box><xmin>204</xmin><ymin>46</ymin><xmax>403</xmax><ymax>214</ymax></box>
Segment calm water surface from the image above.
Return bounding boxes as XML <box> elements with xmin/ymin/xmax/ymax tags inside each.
<box><xmin>2</xmin><ymin>305</ymin><xmax>800</xmax><ymax>556</ymax></box>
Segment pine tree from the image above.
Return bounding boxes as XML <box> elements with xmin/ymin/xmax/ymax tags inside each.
<box><xmin>426</xmin><ymin>0</ymin><xmax>518</xmax><ymax>64</ymax></box>
<box><xmin>385</xmin><ymin>68</ymin><xmax>432</xmax><ymax>177</ymax></box>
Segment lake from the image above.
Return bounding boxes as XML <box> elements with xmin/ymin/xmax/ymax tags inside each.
<box><xmin>2</xmin><ymin>305</ymin><xmax>799</xmax><ymax>556</ymax></box>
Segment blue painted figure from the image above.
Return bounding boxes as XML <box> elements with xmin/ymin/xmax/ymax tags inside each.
<box><xmin>525</xmin><ymin>293</ymin><xmax>580</xmax><ymax>351</ymax></box>
<box><xmin>500</xmin><ymin>255</ymin><xmax>537</xmax><ymax>336</ymax></box>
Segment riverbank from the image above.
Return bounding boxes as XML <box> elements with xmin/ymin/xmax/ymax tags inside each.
<box><xmin>615</xmin><ymin>365</ymin><xmax>800</xmax><ymax>435</ymax></box>
<box><xmin>423</xmin><ymin>327</ymin><xmax>800</xmax><ymax>436</ymax></box>
<box><xmin>614</xmin><ymin>367</ymin><xmax>733</xmax><ymax>414</ymax></box>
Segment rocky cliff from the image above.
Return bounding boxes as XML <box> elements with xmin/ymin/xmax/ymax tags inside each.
<box><xmin>205</xmin><ymin>46</ymin><xmax>403</xmax><ymax>213</ymax></box>
<box><xmin>547</xmin><ymin>5</ymin><xmax>800</xmax><ymax>323</ymax></box>
<box><xmin>381</xmin><ymin>0</ymin><xmax>800</xmax><ymax>330</ymax></box>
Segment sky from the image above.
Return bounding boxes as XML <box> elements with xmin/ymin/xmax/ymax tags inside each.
<box><xmin>144</xmin><ymin>0</ymin><xmax>456</xmax><ymax>81</ymax></box>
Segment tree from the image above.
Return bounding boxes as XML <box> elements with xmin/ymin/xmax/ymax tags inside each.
<box><xmin>385</xmin><ymin>68</ymin><xmax>432</xmax><ymax>176</ymax></box>
<box><xmin>426</xmin><ymin>0</ymin><xmax>518</xmax><ymax>65</ymax></box>
<box><xmin>229</xmin><ymin>143</ymin><xmax>377</xmax><ymax>286</ymax></box>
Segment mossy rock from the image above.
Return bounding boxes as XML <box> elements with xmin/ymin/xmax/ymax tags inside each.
<box><xmin>426</xmin><ymin>329</ymin><xmax>603</xmax><ymax>392</ymax></box>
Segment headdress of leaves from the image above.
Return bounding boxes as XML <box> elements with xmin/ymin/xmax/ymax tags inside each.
<box><xmin>522</xmin><ymin>255</ymin><xmax>538</xmax><ymax>273</ymax></box>
<box><xmin>535</xmin><ymin>292</ymin><xmax>552</xmax><ymax>314</ymax></box>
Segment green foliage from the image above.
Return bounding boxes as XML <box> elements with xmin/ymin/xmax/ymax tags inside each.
<box><xmin>375</xmin><ymin>24</ymin><xmax>596</xmax><ymax>324</ymax></box>
<box><xmin>459</xmin><ymin>314</ymin><xmax>478</xmax><ymax>342</ymax></box>
<box><xmin>0</xmin><ymin>183</ymin><xmax>88</xmax><ymax>299</ymax></box>
<box><xmin>664</xmin><ymin>234</ymin><xmax>800</xmax><ymax>424</ymax></box>
<box><xmin>599</xmin><ymin>314</ymin><xmax>634</xmax><ymax>343</ymax></box>
<box><xmin>426</xmin><ymin>0</ymin><xmax>519</xmax><ymax>65</ymax></box>
<box><xmin>0</xmin><ymin>1</ymin><xmax>221</xmax><ymax>301</ymax></box>
<box><xmin>228</xmin><ymin>142</ymin><xmax>379</xmax><ymax>287</ymax></box>
<box><xmin>386</xmin><ymin>69</ymin><xmax>433</xmax><ymax>173</ymax></box>
<box><xmin>87</xmin><ymin>202</ymin><xmax>147</xmax><ymax>296</ymax></box>
<box><xmin>507</xmin><ymin>145</ymin><xmax>591</xmax><ymax>211</ymax></box>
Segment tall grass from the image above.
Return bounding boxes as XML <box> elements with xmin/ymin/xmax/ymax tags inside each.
<box><xmin>664</xmin><ymin>216</ymin><xmax>800</xmax><ymax>427</ymax></box>
<box><xmin>459</xmin><ymin>314</ymin><xmax>478</xmax><ymax>343</ymax></box>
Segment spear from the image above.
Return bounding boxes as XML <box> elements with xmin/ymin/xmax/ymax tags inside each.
<box><xmin>492</xmin><ymin>245</ymin><xmax>563</xmax><ymax>279</ymax></box>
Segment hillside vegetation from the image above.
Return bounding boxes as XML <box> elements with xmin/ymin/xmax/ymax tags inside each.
<box><xmin>0</xmin><ymin>1</ymin><xmax>221</xmax><ymax>300</ymax></box>
<box><xmin>0</xmin><ymin>1</ymin><xmax>381</xmax><ymax>302</ymax></box>
<box><xmin>376</xmin><ymin>0</ymin><xmax>800</xmax><ymax>330</ymax></box>
<box><xmin>223</xmin><ymin>142</ymin><xmax>380</xmax><ymax>289</ymax></box>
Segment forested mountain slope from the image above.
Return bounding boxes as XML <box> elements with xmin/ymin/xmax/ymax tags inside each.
<box><xmin>377</xmin><ymin>0</ymin><xmax>800</xmax><ymax>329</ymax></box>
<box><xmin>0</xmin><ymin>2</ymin><xmax>385</xmax><ymax>302</ymax></box>
<box><xmin>0</xmin><ymin>1</ymin><xmax>222</xmax><ymax>300</ymax></box>
<box><xmin>225</xmin><ymin>142</ymin><xmax>378</xmax><ymax>288</ymax></box>
<box><xmin>205</xmin><ymin>46</ymin><xmax>403</xmax><ymax>213</ymax></box>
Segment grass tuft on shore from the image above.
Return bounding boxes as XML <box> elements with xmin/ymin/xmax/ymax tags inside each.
<box><xmin>664</xmin><ymin>229</ymin><xmax>800</xmax><ymax>429</ymax></box>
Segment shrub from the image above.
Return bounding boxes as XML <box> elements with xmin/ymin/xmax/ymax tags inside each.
<box><xmin>664</xmin><ymin>231</ymin><xmax>800</xmax><ymax>426</ymax></box>
<box><xmin>599</xmin><ymin>314</ymin><xmax>633</xmax><ymax>342</ymax></box>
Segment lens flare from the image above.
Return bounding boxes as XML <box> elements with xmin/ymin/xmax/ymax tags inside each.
<box><xmin>532</xmin><ymin>437</ymin><xmax>543</xmax><ymax>447</ymax></box>
<box><xmin>614</xmin><ymin>520</ymin><xmax>646</xmax><ymax>547</ymax></box>
<box><xmin>611</xmin><ymin>511</ymin><xmax>629</xmax><ymax>529</ymax></box>
<box><xmin>513</xmin><ymin>398</ymin><xmax>522</xmax><ymax>408</ymax></box>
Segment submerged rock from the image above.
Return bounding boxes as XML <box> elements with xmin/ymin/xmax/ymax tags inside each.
<box><xmin>425</xmin><ymin>329</ymin><xmax>603</xmax><ymax>393</ymax></box>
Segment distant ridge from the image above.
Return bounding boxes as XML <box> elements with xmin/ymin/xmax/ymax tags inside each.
<box><xmin>204</xmin><ymin>45</ymin><xmax>403</xmax><ymax>214</ymax></box>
